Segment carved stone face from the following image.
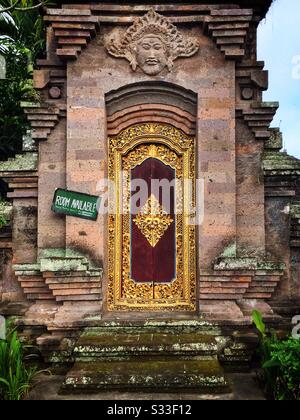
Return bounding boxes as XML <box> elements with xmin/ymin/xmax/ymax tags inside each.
<box><xmin>134</xmin><ymin>35</ymin><xmax>168</xmax><ymax>75</ymax></box>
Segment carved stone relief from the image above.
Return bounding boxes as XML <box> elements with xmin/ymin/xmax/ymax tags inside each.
<box><xmin>106</xmin><ymin>9</ymin><xmax>199</xmax><ymax>76</ymax></box>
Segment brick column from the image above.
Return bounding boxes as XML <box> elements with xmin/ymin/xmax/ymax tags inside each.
<box><xmin>38</xmin><ymin>120</ymin><xmax>67</xmax><ymax>252</ymax></box>
<box><xmin>197</xmin><ymin>64</ymin><xmax>237</xmax><ymax>269</ymax></box>
<box><xmin>66</xmin><ymin>62</ymin><xmax>106</xmax><ymax>263</ymax></box>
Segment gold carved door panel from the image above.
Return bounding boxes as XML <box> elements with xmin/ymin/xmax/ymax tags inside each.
<box><xmin>108</xmin><ymin>123</ymin><xmax>196</xmax><ymax>312</ymax></box>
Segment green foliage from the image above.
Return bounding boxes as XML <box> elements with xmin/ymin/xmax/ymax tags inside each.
<box><xmin>0</xmin><ymin>1</ymin><xmax>47</xmax><ymax>160</ymax></box>
<box><xmin>0</xmin><ymin>44</ymin><xmax>38</xmax><ymax>159</ymax></box>
<box><xmin>252</xmin><ymin>309</ymin><xmax>266</xmax><ymax>337</ymax></box>
<box><xmin>0</xmin><ymin>199</ymin><xmax>8</xmax><ymax>227</ymax></box>
<box><xmin>252</xmin><ymin>310</ymin><xmax>300</xmax><ymax>400</ymax></box>
<box><xmin>0</xmin><ymin>214</ymin><xmax>6</xmax><ymax>228</ymax></box>
<box><xmin>0</xmin><ymin>1</ymin><xmax>48</xmax><ymax>60</ymax></box>
<box><xmin>263</xmin><ymin>338</ymin><xmax>300</xmax><ymax>400</ymax></box>
<box><xmin>0</xmin><ymin>329</ymin><xmax>37</xmax><ymax>400</ymax></box>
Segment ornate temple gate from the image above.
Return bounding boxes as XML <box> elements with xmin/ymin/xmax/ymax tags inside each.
<box><xmin>108</xmin><ymin>123</ymin><xmax>196</xmax><ymax>312</ymax></box>
<box><xmin>2</xmin><ymin>1</ymin><xmax>297</xmax><ymax>394</ymax></box>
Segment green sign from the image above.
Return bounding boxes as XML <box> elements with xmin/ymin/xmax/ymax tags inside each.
<box><xmin>52</xmin><ymin>189</ymin><xmax>100</xmax><ymax>221</ymax></box>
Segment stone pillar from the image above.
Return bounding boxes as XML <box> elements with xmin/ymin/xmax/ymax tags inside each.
<box><xmin>197</xmin><ymin>65</ymin><xmax>236</xmax><ymax>269</ymax></box>
<box><xmin>236</xmin><ymin>119</ymin><xmax>266</xmax><ymax>256</ymax></box>
<box><xmin>38</xmin><ymin>120</ymin><xmax>67</xmax><ymax>252</ymax></box>
<box><xmin>66</xmin><ymin>60</ymin><xmax>106</xmax><ymax>264</ymax></box>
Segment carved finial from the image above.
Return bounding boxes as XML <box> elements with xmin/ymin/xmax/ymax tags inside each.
<box><xmin>106</xmin><ymin>9</ymin><xmax>199</xmax><ymax>75</ymax></box>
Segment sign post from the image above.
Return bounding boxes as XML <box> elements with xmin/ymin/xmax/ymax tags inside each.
<box><xmin>52</xmin><ymin>189</ymin><xmax>100</xmax><ymax>221</ymax></box>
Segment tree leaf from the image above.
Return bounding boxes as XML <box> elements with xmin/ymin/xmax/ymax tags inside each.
<box><xmin>252</xmin><ymin>310</ymin><xmax>266</xmax><ymax>336</ymax></box>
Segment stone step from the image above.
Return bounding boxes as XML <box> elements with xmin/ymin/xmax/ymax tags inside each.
<box><xmin>62</xmin><ymin>359</ymin><xmax>228</xmax><ymax>392</ymax></box>
<box><xmin>74</xmin><ymin>330</ymin><xmax>218</xmax><ymax>360</ymax></box>
<box><xmin>80</xmin><ymin>320</ymin><xmax>221</xmax><ymax>335</ymax></box>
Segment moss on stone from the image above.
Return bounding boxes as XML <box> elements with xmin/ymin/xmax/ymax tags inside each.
<box><xmin>0</xmin><ymin>201</ymin><xmax>12</xmax><ymax>220</ymax></box>
<box><xmin>20</xmin><ymin>101</ymin><xmax>40</xmax><ymax>108</ymax></box>
<box><xmin>39</xmin><ymin>248</ymin><xmax>89</xmax><ymax>260</ymax></box>
<box><xmin>0</xmin><ymin>201</ymin><xmax>12</xmax><ymax>228</ymax></box>
<box><xmin>265</xmin><ymin>128</ymin><xmax>283</xmax><ymax>150</ymax></box>
<box><xmin>14</xmin><ymin>248</ymin><xmax>103</xmax><ymax>275</ymax></box>
<box><xmin>63</xmin><ymin>359</ymin><xmax>227</xmax><ymax>391</ymax></box>
<box><xmin>40</xmin><ymin>258</ymin><xmax>88</xmax><ymax>273</ymax></box>
<box><xmin>13</xmin><ymin>263</ymin><xmax>41</xmax><ymax>275</ymax></box>
<box><xmin>215</xmin><ymin>251</ymin><xmax>285</xmax><ymax>272</ymax></box>
<box><xmin>214</xmin><ymin>257</ymin><xmax>258</xmax><ymax>271</ymax></box>
<box><xmin>257</xmin><ymin>261</ymin><xmax>285</xmax><ymax>271</ymax></box>
<box><xmin>75</xmin><ymin>331</ymin><xmax>219</xmax><ymax>358</ymax></box>
<box><xmin>290</xmin><ymin>202</ymin><xmax>300</xmax><ymax>219</ymax></box>
<box><xmin>220</xmin><ymin>243</ymin><xmax>237</xmax><ymax>258</ymax></box>
<box><xmin>263</xmin><ymin>151</ymin><xmax>300</xmax><ymax>174</ymax></box>
<box><xmin>0</xmin><ymin>152</ymin><xmax>38</xmax><ymax>172</ymax></box>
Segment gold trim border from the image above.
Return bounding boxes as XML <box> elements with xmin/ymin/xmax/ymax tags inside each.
<box><xmin>108</xmin><ymin>123</ymin><xmax>196</xmax><ymax>312</ymax></box>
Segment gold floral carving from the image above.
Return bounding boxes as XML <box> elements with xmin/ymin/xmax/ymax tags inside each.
<box><xmin>133</xmin><ymin>194</ymin><xmax>173</xmax><ymax>248</ymax></box>
<box><xmin>108</xmin><ymin>123</ymin><xmax>196</xmax><ymax>312</ymax></box>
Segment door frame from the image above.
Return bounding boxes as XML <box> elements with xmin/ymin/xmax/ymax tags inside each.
<box><xmin>107</xmin><ymin>123</ymin><xmax>197</xmax><ymax>312</ymax></box>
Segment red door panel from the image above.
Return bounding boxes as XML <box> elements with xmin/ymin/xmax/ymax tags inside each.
<box><xmin>130</xmin><ymin>157</ymin><xmax>176</xmax><ymax>284</ymax></box>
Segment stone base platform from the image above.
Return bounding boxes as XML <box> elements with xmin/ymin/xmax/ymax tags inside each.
<box><xmin>1</xmin><ymin>300</ymin><xmax>293</xmax><ymax>394</ymax></box>
<box><xmin>63</xmin><ymin>360</ymin><xmax>227</xmax><ymax>393</ymax></box>
<box><xmin>27</xmin><ymin>372</ymin><xmax>265</xmax><ymax>400</ymax></box>
<box><xmin>62</xmin><ymin>322</ymin><xmax>228</xmax><ymax>393</ymax></box>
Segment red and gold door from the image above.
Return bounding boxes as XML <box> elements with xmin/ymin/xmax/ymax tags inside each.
<box><xmin>108</xmin><ymin>123</ymin><xmax>196</xmax><ymax>312</ymax></box>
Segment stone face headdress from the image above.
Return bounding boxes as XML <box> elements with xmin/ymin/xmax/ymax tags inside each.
<box><xmin>106</xmin><ymin>9</ymin><xmax>199</xmax><ymax>73</ymax></box>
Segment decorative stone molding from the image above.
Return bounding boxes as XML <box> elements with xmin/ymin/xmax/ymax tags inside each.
<box><xmin>107</xmin><ymin>104</ymin><xmax>196</xmax><ymax>136</ymax></box>
<box><xmin>198</xmin><ymin>243</ymin><xmax>285</xmax><ymax>301</ymax></box>
<box><xmin>200</xmin><ymin>269</ymin><xmax>283</xmax><ymax>301</ymax></box>
<box><xmin>0</xmin><ymin>152</ymin><xmax>38</xmax><ymax>173</ymax></box>
<box><xmin>237</xmin><ymin>102</ymin><xmax>279</xmax><ymax>141</ymax></box>
<box><xmin>263</xmin><ymin>150</ymin><xmax>300</xmax><ymax>198</ymax></box>
<box><xmin>106</xmin><ymin>82</ymin><xmax>197</xmax><ymax>135</ymax></box>
<box><xmin>22</xmin><ymin>102</ymin><xmax>66</xmax><ymax>141</ymax></box>
<box><xmin>13</xmin><ymin>249</ymin><xmax>103</xmax><ymax>303</ymax></box>
<box><xmin>263</xmin><ymin>151</ymin><xmax>300</xmax><ymax>178</ymax></box>
<box><xmin>263</xmin><ymin>151</ymin><xmax>300</xmax><ymax>177</ymax></box>
<box><xmin>26</xmin><ymin>4</ymin><xmax>259</xmax><ymax>146</ymax></box>
<box><xmin>106</xmin><ymin>82</ymin><xmax>197</xmax><ymax>116</ymax></box>
<box><xmin>42</xmin><ymin>5</ymin><xmax>257</xmax><ymax>65</ymax></box>
<box><xmin>237</xmin><ymin>61</ymin><xmax>269</xmax><ymax>91</ymax></box>
<box><xmin>263</xmin><ymin>127</ymin><xmax>300</xmax><ymax>199</ymax></box>
<box><xmin>236</xmin><ymin>61</ymin><xmax>269</xmax><ymax>105</ymax></box>
<box><xmin>265</xmin><ymin>128</ymin><xmax>283</xmax><ymax>151</ymax></box>
<box><xmin>106</xmin><ymin>9</ymin><xmax>199</xmax><ymax>75</ymax></box>
<box><xmin>44</xmin><ymin>8</ymin><xmax>100</xmax><ymax>60</ymax></box>
<box><xmin>0</xmin><ymin>152</ymin><xmax>38</xmax><ymax>199</ymax></box>
<box><xmin>203</xmin><ymin>8</ymin><xmax>253</xmax><ymax>60</ymax></box>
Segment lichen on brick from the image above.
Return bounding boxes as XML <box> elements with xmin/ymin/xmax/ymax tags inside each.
<box><xmin>0</xmin><ymin>152</ymin><xmax>38</xmax><ymax>172</ymax></box>
<box><xmin>290</xmin><ymin>202</ymin><xmax>300</xmax><ymax>219</ymax></box>
<box><xmin>263</xmin><ymin>151</ymin><xmax>300</xmax><ymax>174</ymax></box>
<box><xmin>214</xmin><ymin>257</ymin><xmax>258</xmax><ymax>271</ymax></box>
<box><xmin>0</xmin><ymin>201</ymin><xmax>12</xmax><ymax>219</ymax></box>
<box><xmin>13</xmin><ymin>248</ymin><xmax>103</xmax><ymax>275</ymax></box>
<box><xmin>220</xmin><ymin>243</ymin><xmax>237</xmax><ymax>258</ymax></box>
<box><xmin>0</xmin><ymin>201</ymin><xmax>12</xmax><ymax>228</ymax></box>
